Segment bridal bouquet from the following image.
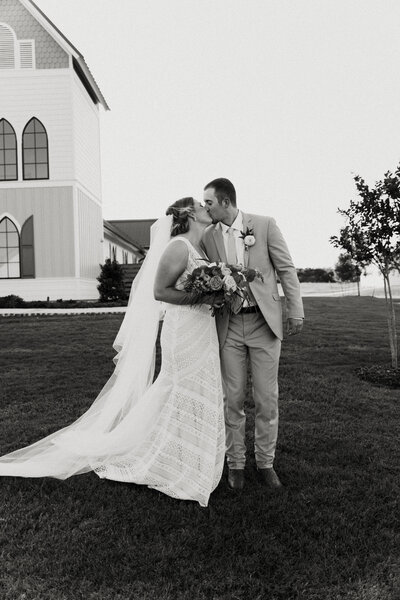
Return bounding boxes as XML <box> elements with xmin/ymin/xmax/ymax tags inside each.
<box><xmin>183</xmin><ymin>261</ymin><xmax>263</xmax><ymax>316</ymax></box>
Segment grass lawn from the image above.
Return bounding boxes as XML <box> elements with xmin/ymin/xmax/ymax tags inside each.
<box><xmin>0</xmin><ymin>297</ymin><xmax>399</xmax><ymax>600</ymax></box>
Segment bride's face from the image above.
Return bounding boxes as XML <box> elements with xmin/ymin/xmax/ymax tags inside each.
<box><xmin>193</xmin><ymin>200</ymin><xmax>212</xmax><ymax>225</ymax></box>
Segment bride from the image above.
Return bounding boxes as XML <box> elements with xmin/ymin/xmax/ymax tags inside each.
<box><xmin>0</xmin><ymin>197</ymin><xmax>225</xmax><ymax>507</ymax></box>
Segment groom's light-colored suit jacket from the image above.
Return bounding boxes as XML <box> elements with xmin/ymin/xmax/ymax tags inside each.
<box><xmin>202</xmin><ymin>213</ymin><xmax>304</xmax><ymax>348</ymax></box>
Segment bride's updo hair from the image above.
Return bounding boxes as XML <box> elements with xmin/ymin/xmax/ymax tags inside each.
<box><xmin>166</xmin><ymin>197</ymin><xmax>195</xmax><ymax>237</ymax></box>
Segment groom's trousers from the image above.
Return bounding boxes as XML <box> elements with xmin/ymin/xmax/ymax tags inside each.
<box><xmin>220</xmin><ymin>310</ymin><xmax>281</xmax><ymax>470</ymax></box>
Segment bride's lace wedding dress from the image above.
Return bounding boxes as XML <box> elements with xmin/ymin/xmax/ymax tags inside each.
<box><xmin>94</xmin><ymin>237</ymin><xmax>225</xmax><ymax>506</ymax></box>
<box><xmin>0</xmin><ymin>236</ymin><xmax>225</xmax><ymax>507</ymax></box>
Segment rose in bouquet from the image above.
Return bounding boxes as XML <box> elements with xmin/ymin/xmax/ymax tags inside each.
<box><xmin>183</xmin><ymin>261</ymin><xmax>264</xmax><ymax>315</ymax></box>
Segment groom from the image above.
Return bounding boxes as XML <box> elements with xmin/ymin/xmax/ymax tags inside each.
<box><xmin>202</xmin><ymin>178</ymin><xmax>304</xmax><ymax>491</ymax></box>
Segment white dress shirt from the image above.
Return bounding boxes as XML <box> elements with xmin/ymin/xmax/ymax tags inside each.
<box><xmin>220</xmin><ymin>212</ymin><xmax>254</xmax><ymax>307</ymax></box>
<box><xmin>219</xmin><ymin>211</ymin><xmax>245</xmax><ymax>266</ymax></box>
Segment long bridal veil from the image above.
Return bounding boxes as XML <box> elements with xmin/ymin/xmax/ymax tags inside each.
<box><xmin>0</xmin><ymin>216</ymin><xmax>172</xmax><ymax>479</ymax></box>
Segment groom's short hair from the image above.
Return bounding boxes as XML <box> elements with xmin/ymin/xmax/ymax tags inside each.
<box><xmin>204</xmin><ymin>178</ymin><xmax>236</xmax><ymax>207</ymax></box>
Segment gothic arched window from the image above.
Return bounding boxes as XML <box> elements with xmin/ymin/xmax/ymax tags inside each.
<box><xmin>23</xmin><ymin>118</ymin><xmax>49</xmax><ymax>180</ymax></box>
<box><xmin>0</xmin><ymin>217</ymin><xmax>20</xmax><ymax>278</ymax></box>
<box><xmin>0</xmin><ymin>119</ymin><xmax>17</xmax><ymax>181</ymax></box>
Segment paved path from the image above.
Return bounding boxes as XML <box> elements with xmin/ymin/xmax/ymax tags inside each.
<box><xmin>1</xmin><ymin>297</ymin><xmax>398</xmax><ymax>317</ymax></box>
<box><xmin>0</xmin><ymin>307</ymin><xmax>127</xmax><ymax>317</ymax></box>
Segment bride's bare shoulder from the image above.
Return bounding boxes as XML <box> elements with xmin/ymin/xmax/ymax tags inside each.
<box><xmin>160</xmin><ymin>238</ymin><xmax>189</xmax><ymax>262</ymax></box>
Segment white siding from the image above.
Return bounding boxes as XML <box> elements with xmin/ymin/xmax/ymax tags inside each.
<box><xmin>0</xmin><ymin>186</ymin><xmax>75</xmax><ymax>277</ymax></box>
<box><xmin>77</xmin><ymin>187</ymin><xmax>103</xmax><ymax>278</ymax></box>
<box><xmin>0</xmin><ymin>70</ymin><xmax>74</xmax><ymax>181</ymax></box>
<box><xmin>71</xmin><ymin>73</ymin><xmax>102</xmax><ymax>200</ymax></box>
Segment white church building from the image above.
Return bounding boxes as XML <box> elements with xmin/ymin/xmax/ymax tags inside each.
<box><xmin>0</xmin><ymin>0</ymin><xmax>144</xmax><ymax>300</ymax></box>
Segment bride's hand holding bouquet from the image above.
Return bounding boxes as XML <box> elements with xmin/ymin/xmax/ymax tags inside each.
<box><xmin>183</xmin><ymin>261</ymin><xmax>263</xmax><ymax>316</ymax></box>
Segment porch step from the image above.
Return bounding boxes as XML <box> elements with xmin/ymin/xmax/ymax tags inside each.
<box><xmin>120</xmin><ymin>263</ymin><xmax>142</xmax><ymax>295</ymax></box>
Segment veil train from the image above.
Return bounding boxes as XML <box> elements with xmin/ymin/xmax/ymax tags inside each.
<box><xmin>0</xmin><ymin>217</ymin><xmax>172</xmax><ymax>479</ymax></box>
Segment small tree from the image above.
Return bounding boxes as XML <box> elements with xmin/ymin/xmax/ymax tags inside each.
<box><xmin>334</xmin><ymin>252</ymin><xmax>364</xmax><ymax>296</ymax></box>
<box><xmin>97</xmin><ymin>259</ymin><xmax>127</xmax><ymax>302</ymax></box>
<box><xmin>331</xmin><ymin>166</ymin><xmax>400</xmax><ymax>368</ymax></box>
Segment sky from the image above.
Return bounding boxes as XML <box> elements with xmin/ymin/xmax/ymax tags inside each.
<box><xmin>35</xmin><ymin>0</ymin><xmax>400</xmax><ymax>268</ymax></box>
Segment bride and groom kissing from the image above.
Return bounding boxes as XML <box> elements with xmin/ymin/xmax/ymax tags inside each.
<box><xmin>0</xmin><ymin>178</ymin><xmax>304</xmax><ymax>508</ymax></box>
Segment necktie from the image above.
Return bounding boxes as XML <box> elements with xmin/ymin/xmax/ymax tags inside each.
<box><xmin>227</xmin><ymin>227</ymin><xmax>237</xmax><ymax>265</ymax></box>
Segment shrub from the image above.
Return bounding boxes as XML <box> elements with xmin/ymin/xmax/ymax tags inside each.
<box><xmin>356</xmin><ymin>364</ymin><xmax>400</xmax><ymax>389</ymax></box>
<box><xmin>0</xmin><ymin>294</ymin><xmax>25</xmax><ymax>308</ymax></box>
<box><xmin>97</xmin><ymin>259</ymin><xmax>127</xmax><ymax>302</ymax></box>
<box><xmin>23</xmin><ymin>301</ymin><xmax>49</xmax><ymax>308</ymax></box>
<box><xmin>297</xmin><ymin>268</ymin><xmax>335</xmax><ymax>283</ymax></box>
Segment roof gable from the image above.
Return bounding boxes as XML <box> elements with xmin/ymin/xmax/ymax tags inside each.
<box><xmin>0</xmin><ymin>0</ymin><xmax>69</xmax><ymax>69</ymax></box>
<box><xmin>19</xmin><ymin>0</ymin><xmax>109</xmax><ymax>110</ymax></box>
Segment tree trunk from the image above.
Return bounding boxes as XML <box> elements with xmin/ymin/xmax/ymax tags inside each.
<box><xmin>357</xmin><ymin>278</ymin><xmax>360</xmax><ymax>297</ymax></box>
<box><xmin>383</xmin><ymin>273</ymin><xmax>398</xmax><ymax>369</ymax></box>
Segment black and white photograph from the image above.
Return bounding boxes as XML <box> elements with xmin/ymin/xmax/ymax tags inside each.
<box><xmin>0</xmin><ymin>0</ymin><xmax>399</xmax><ymax>598</ymax></box>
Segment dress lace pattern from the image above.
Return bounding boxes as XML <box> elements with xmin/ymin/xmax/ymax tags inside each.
<box><xmin>94</xmin><ymin>237</ymin><xmax>225</xmax><ymax>507</ymax></box>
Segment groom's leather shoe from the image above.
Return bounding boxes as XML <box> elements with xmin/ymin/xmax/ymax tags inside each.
<box><xmin>257</xmin><ymin>467</ymin><xmax>283</xmax><ymax>490</ymax></box>
<box><xmin>227</xmin><ymin>469</ymin><xmax>245</xmax><ymax>490</ymax></box>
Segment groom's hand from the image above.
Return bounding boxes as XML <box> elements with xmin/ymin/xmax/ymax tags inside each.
<box><xmin>203</xmin><ymin>292</ymin><xmax>224</xmax><ymax>308</ymax></box>
<box><xmin>286</xmin><ymin>317</ymin><xmax>303</xmax><ymax>336</ymax></box>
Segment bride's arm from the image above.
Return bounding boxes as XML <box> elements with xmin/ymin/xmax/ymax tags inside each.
<box><xmin>154</xmin><ymin>240</ymin><xmax>219</xmax><ymax>307</ymax></box>
<box><xmin>154</xmin><ymin>241</ymin><xmax>218</xmax><ymax>306</ymax></box>
<box><xmin>153</xmin><ymin>241</ymin><xmax>194</xmax><ymax>305</ymax></box>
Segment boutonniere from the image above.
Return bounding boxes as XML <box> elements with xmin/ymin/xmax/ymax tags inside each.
<box><xmin>239</xmin><ymin>227</ymin><xmax>256</xmax><ymax>250</ymax></box>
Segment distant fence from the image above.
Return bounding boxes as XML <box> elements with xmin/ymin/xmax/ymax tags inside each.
<box><xmin>121</xmin><ymin>264</ymin><xmax>400</xmax><ymax>299</ymax></box>
<box><xmin>290</xmin><ymin>282</ymin><xmax>400</xmax><ymax>298</ymax></box>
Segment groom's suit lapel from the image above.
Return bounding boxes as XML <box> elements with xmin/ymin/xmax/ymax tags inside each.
<box><xmin>211</xmin><ymin>214</ymin><xmax>253</xmax><ymax>265</ymax></box>
<box><xmin>212</xmin><ymin>225</ymin><xmax>227</xmax><ymax>263</ymax></box>
<box><xmin>241</xmin><ymin>212</ymin><xmax>253</xmax><ymax>268</ymax></box>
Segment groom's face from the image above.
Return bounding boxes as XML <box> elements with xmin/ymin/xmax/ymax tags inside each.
<box><xmin>203</xmin><ymin>187</ymin><xmax>227</xmax><ymax>223</ymax></box>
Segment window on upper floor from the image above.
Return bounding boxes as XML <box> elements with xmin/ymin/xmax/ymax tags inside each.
<box><xmin>23</xmin><ymin>118</ymin><xmax>49</xmax><ymax>180</ymax></box>
<box><xmin>0</xmin><ymin>217</ymin><xmax>20</xmax><ymax>278</ymax></box>
<box><xmin>0</xmin><ymin>23</ymin><xmax>35</xmax><ymax>70</ymax></box>
<box><xmin>0</xmin><ymin>119</ymin><xmax>18</xmax><ymax>181</ymax></box>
